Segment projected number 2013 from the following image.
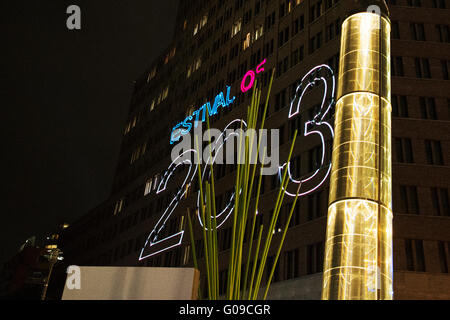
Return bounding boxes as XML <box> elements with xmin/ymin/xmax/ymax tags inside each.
<box><xmin>139</xmin><ymin>64</ymin><xmax>335</xmax><ymax>261</ymax></box>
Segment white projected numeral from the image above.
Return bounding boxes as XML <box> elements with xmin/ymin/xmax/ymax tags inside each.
<box><xmin>139</xmin><ymin>150</ymin><xmax>198</xmax><ymax>260</ymax></box>
<box><xmin>196</xmin><ymin>119</ymin><xmax>247</xmax><ymax>230</ymax></box>
<box><xmin>280</xmin><ymin>64</ymin><xmax>335</xmax><ymax>197</ymax></box>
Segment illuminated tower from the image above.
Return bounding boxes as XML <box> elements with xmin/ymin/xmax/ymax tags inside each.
<box><xmin>322</xmin><ymin>1</ymin><xmax>393</xmax><ymax>300</ymax></box>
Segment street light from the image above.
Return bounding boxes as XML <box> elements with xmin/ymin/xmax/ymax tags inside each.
<box><xmin>41</xmin><ymin>248</ymin><xmax>64</xmax><ymax>300</ymax></box>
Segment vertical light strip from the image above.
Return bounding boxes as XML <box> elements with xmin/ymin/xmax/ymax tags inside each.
<box><xmin>322</xmin><ymin>12</ymin><xmax>393</xmax><ymax>300</ymax></box>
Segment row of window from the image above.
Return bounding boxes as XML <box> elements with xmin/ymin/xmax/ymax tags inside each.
<box><xmin>391</xmin><ymin>95</ymin><xmax>450</xmax><ymax>120</ymax></box>
<box><xmin>404</xmin><ymin>239</ymin><xmax>449</xmax><ymax>274</ymax></box>
<box><xmin>387</xmin><ymin>0</ymin><xmax>447</xmax><ymax>8</ymax></box>
<box><xmin>397</xmin><ymin>185</ymin><xmax>449</xmax><ymax>216</ymax></box>
<box><xmin>392</xmin><ymin>21</ymin><xmax>450</xmax><ymax>43</ymax></box>
<box><xmin>395</xmin><ymin>138</ymin><xmax>445</xmax><ymax>165</ymax></box>
<box><xmin>392</xmin><ymin>56</ymin><xmax>450</xmax><ymax>80</ymax></box>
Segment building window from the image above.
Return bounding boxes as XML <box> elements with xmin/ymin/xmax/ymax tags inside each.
<box><xmin>307</xmin><ymin>242</ymin><xmax>324</xmax><ymax>274</ymax></box>
<box><xmin>263</xmin><ymin>39</ymin><xmax>274</xmax><ymax>57</ymax></box>
<box><xmin>244</xmin><ymin>9</ymin><xmax>253</xmax><ymax>25</ymax></box>
<box><xmin>275</xmin><ymin>89</ymin><xmax>287</xmax><ymax>111</ymax></box>
<box><xmin>279</xmin><ymin>124</ymin><xmax>285</xmax><ymax>145</ymax></box>
<box><xmin>391</xmin><ymin>95</ymin><xmax>408</xmax><ymax>117</ymax></box>
<box><xmin>278</xmin><ymin>27</ymin><xmax>290</xmax><ymax>48</ymax></box>
<box><xmin>432</xmin><ymin>0</ymin><xmax>446</xmax><ymax>7</ymax></box>
<box><xmin>255</xmin><ymin>1</ymin><xmax>261</xmax><ymax>15</ymax></box>
<box><xmin>243</xmin><ymin>33</ymin><xmax>251</xmax><ymax>50</ymax></box>
<box><xmin>284</xmin><ymin>248</ymin><xmax>300</xmax><ymax>280</ymax></box>
<box><xmin>435</xmin><ymin>24</ymin><xmax>450</xmax><ymax>43</ymax></box>
<box><xmin>265</xmin><ymin>11</ymin><xmax>276</xmax><ymax>30</ymax></box>
<box><xmin>395</xmin><ymin>138</ymin><xmax>414</xmax><ymax>163</ymax></box>
<box><xmin>430</xmin><ymin>188</ymin><xmax>450</xmax><ymax>216</ymax></box>
<box><xmin>438</xmin><ymin>242</ymin><xmax>449</xmax><ymax>273</ymax></box>
<box><xmin>231</xmin><ymin>18</ymin><xmax>242</xmax><ymax>38</ymax></box>
<box><xmin>410</xmin><ymin>22</ymin><xmax>426</xmax><ymax>41</ymax></box>
<box><xmin>147</xmin><ymin>67</ymin><xmax>157</xmax><ymax>82</ymax></box>
<box><xmin>399</xmin><ymin>185</ymin><xmax>419</xmax><ymax>214</ymax></box>
<box><xmin>254</xmin><ymin>24</ymin><xmax>264</xmax><ymax>41</ymax></box>
<box><xmin>391</xmin><ymin>21</ymin><xmax>400</xmax><ymax>39</ymax></box>
<box><xmin>288</xmin><ymin>200</ymin><xmax>301</xmax><ymax>227</ymax></box>
<box><xmin>289</xmin><ymin>115</ymin><xmax>302</xmax><ymax>139</ymax></box>
<box><xmin>200</xmin><ymin>14</ymin><xmax>208</xmax><ymax>28</ymax></box>
<box><xmin>307</xmin><ymin>190</ymin><xmax>323</xmax><ymax>220</ymax></box>
<box><xmin>415</xmin><ymin>58</ymin><xmax>431</xmax><ymax>78</ymax></box>
<box><xmin>279</xmin><ymin>2</ymin><xmax>286</xmax><ymax>18</ymax></box>
<box><xmin>407</xmin><ymin>0</ymin><xmax>422</xmax><ymax>6</ymax></box>
<box><xmin>308</xmin><ymin>145</ymin><xmax>322</xmax><ymax>172</ymax></box>
<box><xmin>442</xmin><ymin>60</ymin><xmax>450</xmax><ymax>80</ymax></box>
<box><xmin>144</xmin><ymin>178</ymin><xmax>152</xmax><ymax>196</ymax></box>
<box><xmin>419</xmin><ymin>97</ymin><xmax>437</xmax><ymax>119</ymax></box>
<box><xmin>267</xmin><ymin>255</ymin><xmax>280</xmax><ymax>282</ymax></box>
<box><xmin>392</xmin><ymin>56</ymin><xmax>404</xmax><ymax>76</ymax></box>
<box><xmin>113</xmin><ymin>198</ymin><xmax>124</xmax><ymax>215</ymax></box>
<box><xmin>405</xmin><ymin>239</ymin><xmax>426</xmax><ymax>272</ymax></box>
<box><xmin>424</xmin><ymin>140</ymin><xmax>444</xmax><ymax>165</ymax></box>
<box><xmin>293</xmin><ymin>15</ymin><xmax>305</xmax><ymax>35</ymax></box>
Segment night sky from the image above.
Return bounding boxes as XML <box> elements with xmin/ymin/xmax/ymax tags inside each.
<box><xmin>0</xmin><ymin>0</ymin><xmax>179</xmax><ymax>264</ymax></box>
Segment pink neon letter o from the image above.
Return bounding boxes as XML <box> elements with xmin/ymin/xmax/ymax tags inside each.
<box><xmin>241</xmin><ymin>70</ymin><xmax>255</xmax><ymax>93</ymax></box>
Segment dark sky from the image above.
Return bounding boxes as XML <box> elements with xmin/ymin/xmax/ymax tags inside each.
<box><xmin>0</xmin><ymin>0</ymin><xmax>179</xmax><ymax>264</ymax></box>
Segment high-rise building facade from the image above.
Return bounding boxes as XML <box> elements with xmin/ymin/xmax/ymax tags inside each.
<box><xmin>58</xmin><ymin>0</ymin><xmax>450</xmax><ymax>299</ymax></box>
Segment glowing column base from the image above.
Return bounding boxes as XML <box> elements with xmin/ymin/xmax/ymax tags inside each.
<box><xmin>322</xmin><ymin>199</ymin><xmax>393</xmax><ymax>299</ymax></box>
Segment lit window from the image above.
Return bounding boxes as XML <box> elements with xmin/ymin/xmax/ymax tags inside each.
<box><xmin>147</xmin><ymin>67</ymin><xmax>156</xmax><ymax>82</ymax></box>
<box><xmin>255</xmin><ymin>25</ymin><xmax>264</xmax><ymax>41</ymax></box>
<box><xmin>124</xmin><ymin>122</ymin><xmax>131</xmax><ymax>135</ymax></box>
<box><xmin>162</xmin><ymin>86</ymin><xmax>169</xmax><ymax>100</ymax></box>
<box><xmin>141</xmin><ymin>142</ymin><xmax>147</xmax><ymax>156</ymax></box>
<box><xmin>194</xmin><ymin>15</ymin><xmax>208</xmax><ymax>36</ymax></box>
<box><xmin>232</xmin><ymin>19</ymin><xmax>242</xmax><ymax>37</ymax></box>
<box><xmin>165</xmin><ymin>47</ymin><xmax>177</xmax><ymax>64</ymax></box>
<box><xmin>193</xmin><ymin>23</ymin><xmax>199</xmax><ymax>35</ymax></box>
<box><xmin>183</xmin><ymin>20</ymin><xmax>187</xmax><ymax>30</ymax></box>
<box><xmin>243</xmin><ymin>33</ymin><xmax>251</xmax><ymax>50</ymax></box>
<box><xmin>113</xmin><ymin>199</ymin><xmax>124</xmax><ymax>215</ymax></box>
<box><xmin>144</xmin><ymin>178</ymin><xmax>153</xmax><ymax>196</ymax></box>
<box><xmin>150</xmin><ymin>99</ymin><xmax>155</xmax><ymax>111</ymax></box>
<box><xmin>200</xmin><ymin>15</ymin><xmax>208</xmax><ymax>28</ymax></box>
<box><xmin>152</xmin><ymin>174</ymin><xmax>160</xmax><ymax>190</ymax></box>
<box><xmin>195</xmin><ymin>57</ymin><xmax>202</xmax><ymax>71</ymax></box>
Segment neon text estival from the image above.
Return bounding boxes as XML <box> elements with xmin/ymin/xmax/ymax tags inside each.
<box><xmin>170</xmin><ymin>86</ymin><xmax>235</xmax><ymax>145</ymax></box>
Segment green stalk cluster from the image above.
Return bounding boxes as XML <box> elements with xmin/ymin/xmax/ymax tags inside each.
<box><xmin>187</xmin><ymin>70</ymin><xmax>301</xmax><ymax>300</ymax></box>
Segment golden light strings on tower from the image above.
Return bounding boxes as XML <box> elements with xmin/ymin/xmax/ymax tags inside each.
<box><xmin>322</xmin><ymin>11</ymin><xmax>393</xmax><ymax>299</ymax></box>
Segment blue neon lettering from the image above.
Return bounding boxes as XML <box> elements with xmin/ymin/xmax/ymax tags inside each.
<box><xmin>212</xmin><ymin>92</ymin><xmax>226</xmax><ymax>115</ymax></box>
<box><xmin>226</xmin><ymin>86</ymin><xmax>235</xmax><ymax>105</ymax></box>
<box><xmin>170</xmin><ymin>86</ymin><xmax>236</xmax><ymax>144</ymax></box>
